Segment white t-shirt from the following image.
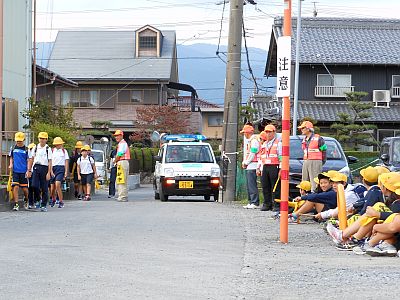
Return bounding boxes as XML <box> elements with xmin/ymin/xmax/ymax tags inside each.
<box><xmin>32</xmin><ymin>144</ymin><xmax>52</xmax><ymax>166</ymax></box>
<box><xmin>77</xmin><ymin>155</ymin><xmax>95</xmax><ymax>174</ymax></box>
<box><xmin>52</xmin><ymin>148</ymin><xmax>70</xmax><ymax>167</ymax></box>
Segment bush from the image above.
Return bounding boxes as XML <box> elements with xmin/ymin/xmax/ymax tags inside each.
<box><xmin>345</xmin><ymin>151</ymin><xmax>379</xmax><ymax>178</ymax></box>
<box><xmin>31</xmin><ymin>122</ymin><xmax>77</xmax><ymax>151</ymax></box>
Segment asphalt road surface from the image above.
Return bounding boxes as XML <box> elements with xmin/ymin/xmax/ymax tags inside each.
<box><xmin>0</xmin><ymin>185</ymin><xmax>399</xmax><ymax>299</ymax></box>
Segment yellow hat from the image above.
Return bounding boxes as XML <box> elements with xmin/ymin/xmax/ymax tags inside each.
<box><xmin>53</xmin><ymin>137</ymin><xmax>65</xmax><ymax>145</ymax></box>
<box><xmin>374</xmin><ymin>165</ymin><xmax>390</xmax><ymax>175</ymax></box>
<box><xmin>296</xmin><ymin>181</ymin><xmax>311</xmax><ymax>192</ymax></box>
<box><xmin>75</xmin><ymin>141</ymin><xmax>83</xmax><ymax>149</ymax></box>
<box><xmin>321</xmin><ymin>170</ymin><xmax>340</xmax><ymax>178</ymax></box>
<box><xmin>14</xmin><ymin>131</ymin><xmax>25</xmax><ymax>142</ymax></box>
<box><xmin>360</xmin><ymin>166</ymin><xmax>379</xmax><ymax>183</ymax></box>
<box><xmin>38</xmin><ymin>132</ymin><xmax>48</xmax><ymax>139</ymax></box>
<box><xmin>28</xmin><ymin>143</ymin><xmax>36</xmax><ymax>149</ymax></box>
<box><xmin>330</xmin><ymin>172</ymin><xmax>348</xmax><ymax>183</ymax></box>
<box><xmin>113</xmin><ymin>130</ymin><xmax>124</xmax><ymax>136</ymax></box>
<box><xmin>378</xmin><ymin>172</ymin><xmax>400</xmax><ymax>195</ymax></box>
<box><xmin>81</xmin><ymin>145</ymin><xmax>91</xmax><ymax>151</ymax></box>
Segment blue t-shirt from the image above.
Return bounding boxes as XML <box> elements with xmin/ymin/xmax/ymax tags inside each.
<box><xmin>9</xmin><ymin>145</ymin><xmax>28</xmax><ymax>173</ymax></box>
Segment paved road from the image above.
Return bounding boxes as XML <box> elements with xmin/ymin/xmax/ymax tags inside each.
<box><xmin>1</xmin><ymin>185</ymin><xmax>399</xmax><ymax>299</ymax></box>
<box><xmin>0</xmin><ymin>186</ymin><xmax>244</xmax><ymax>299</ymax></box>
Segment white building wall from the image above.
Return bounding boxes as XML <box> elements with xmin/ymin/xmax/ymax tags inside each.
<box><xmin>3</xmin><ymin>0</ymin><xmax>32</xmax><ymax>130</ymax></box>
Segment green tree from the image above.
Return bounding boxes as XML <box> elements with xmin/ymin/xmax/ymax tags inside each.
<box><xmin>330</xmin><ymin>91</ymin><xmax>377</xmax><ymax>150</ymax></box>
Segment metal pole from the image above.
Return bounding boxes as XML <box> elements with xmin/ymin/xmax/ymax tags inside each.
<box><xmin>292</xmin><ymin>0</ymin><xmax>302</xmax><ymax>135</ymax></box>
<box><xmin>0</xmin><ymin>0</ymin><xmax>3</xmax><ymax>172</ymax></box>
<box><xmin>32</xmin><ymin>0</ymin><xmax>36</xmax><ymax>101</ymax></box>
<box><xmin>280</xmin><ymin>0</ymin><xmax>292</xmax><ymax>244</ymax></box>
<box><xmin>221</xmin><ymin>0</ymin><xmax>243</xmax><ymax>202</ymax></box>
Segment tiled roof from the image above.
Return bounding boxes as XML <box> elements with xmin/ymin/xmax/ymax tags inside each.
<box><xmin>268</xmin><ymin>18</ymin><xmax>400</xmax><ymax>70</ymax></box>
<box><xmin>169</xmin><ymin>96</ymin><xmax>221</xmax><ymax>108</ymax></box>
<box><xmin>251</xmin><ymin>98</ymin><xmax>400</xmax><ymax>123</ymax></box>
<box><xmin>48</xmin><ymin>30</ymin><xmax>176</xmax><ymax>81</ymax></box>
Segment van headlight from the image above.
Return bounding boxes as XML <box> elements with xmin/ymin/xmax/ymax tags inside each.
<box><xmin>211</xmin><ymin>167</ymin><xmax>220</xmax><ymax>177</ymax></box>
<box><xmin>339</xmin><ymin>166</ymin><xmax>350</xmax><ymax>177</ymax></box>
<box><xmin>164</xmin><ymin>168</ymin><xmax>174</xmax><ymax>177</ymax></box>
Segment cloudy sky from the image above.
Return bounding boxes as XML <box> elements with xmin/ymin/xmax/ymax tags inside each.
<box><xmin>36</xmin><ymin>0</ymin><xmax>400</xmax><ymax>50</ymax></box>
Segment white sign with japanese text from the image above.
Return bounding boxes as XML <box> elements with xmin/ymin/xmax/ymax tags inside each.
<box><xmin>276</xmin><ymin>36</ymin><xmax>291</xmax><ymax>97</ymax></box>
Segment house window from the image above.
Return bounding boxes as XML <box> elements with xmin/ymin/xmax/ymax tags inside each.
<box><xmin>315</xmin><ymin>74</ymin><xmax>353</xmax><ymax>97</ymax></box>
<box><xmin>61</xmin><ymin>89</ymin><xmax>98</xmax><ymax>107</ymax></box>
<box><xmin>208</xmin><ymin>114</ymin><xmax>223</xmax><ymax>127</ymax></box>
<box><xmin>99</xmin><ymin>90</ymin><xmax>116</xmax><ymax>108</ymax></box>
<box><xmin>117</xmin><ymin>90</ymin><xmax>143</xmax><ymax>104</ymax></box>
<box><xmin>378</xmin><ymin>129</ymin><xmax>400</xmax><ymax>143</ymax></box>
<box><xmin>392</xmin><ymin>75</ymin><xmax>400</xmax><ymax>98</ymax></box>
<box><xmin>139</xmin><ymin>36</ymin><xmax>157</xmax><ymax>49</ymax></box>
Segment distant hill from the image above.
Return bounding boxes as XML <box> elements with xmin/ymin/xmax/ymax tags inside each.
<box><xmin>37</xmin><ymin>42</ymin><xmax>275</xmax><ymax>105</ymax></box>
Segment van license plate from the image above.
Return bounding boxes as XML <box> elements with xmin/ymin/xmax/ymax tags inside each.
<box><xmin>179</xmin><ymin>181</ymin><xmax>193</xmax><ymax>189</ymax></box>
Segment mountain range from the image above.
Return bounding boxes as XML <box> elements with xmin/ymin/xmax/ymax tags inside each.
<box><xmin>37</xmin><ymin>42</ymin><xmax>275</xmax><ymax>106</ymax></box>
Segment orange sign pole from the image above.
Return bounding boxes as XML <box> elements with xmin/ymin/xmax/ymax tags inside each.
<box><xmin>337</xmin><ymin>184</ymin><xmax>347</xmax><ymax>230</ymax></box>
<box><xmin>279</xmin><ymin>0</ymin><xmax>292</xmax><ymax>244</ymax></box>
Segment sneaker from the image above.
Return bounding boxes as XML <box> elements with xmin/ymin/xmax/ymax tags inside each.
<box><xmin>243</xmin><ymin>204</ymin><xmax>251</xmax><ymax>209</ymax></box>
<box><xmin>366</xmin><ymin>242</ymin><xmax>398</xmax><ymax>257</ymax></box>
<box><xmin>247</xmin><ymin>204</ymin><xmax>259</xmax><ymax>209</ymax></box>
<box><xmin>74</xmin><ymin>191</ymin><xmax>79</xmax><ymax>198</ymax></box>
<box><xmin>78</xmin><ymin>195</ymin><xmax>83</xmax><ymax>201</ymax></box>
<box><xmin>352</xmin><ymin>241</ymin><xmax>373</xmax><ymax>255</ymax></box>
<box><xmin>288</xmin><ymin>213</ymin><xmax>298</xmax><ymax>223</ymax></box>
<box><xmin>260</xmin><ymin>205</ymin><xmax>271</xmax><ymax>211</ymax></box>
<box><xmin>58</xmin><ymin>201</ymin><xmax>64</xmax><ymax>208</ymax></box>
<box><xmin>28</xmin><ymin>205</ymin><xmax>35</xmax><ymax>209</ymax></box>
<box><xmin>271</xmin><ymin>211</ymin><xmax>280</xmax><ymax>220</ymax></box>
<box><xmin>83</xmin><ymin>195</ymin><xmax>91</xmax><ymax>201</ymax></box>
<box><xmin>336</xmin><ymin>240</ymin><xmax>357</xmax><ymax>251</ymax></box>
<box><xmin>49</xmin><ymin>199</ymin><xmax>56</xmax><ymax>207</ymax></box>
<box><xmin>40</xmin><ymin>206</ymin><xmax>47</xmax><ymax>212</ymax></box>
<box><xmin>326</xmin><ymin>223</ymin><xmax>343</xmax><ymax>244</ymax></box>
<box><xmin>35</xmin><ymin>201</ymin><xmax>41</xmax><ymax>209</ymax></box>
<box><xmin>55</xmin><ymin>199</ymin><xmax>59</xmax><ymax>205</ymax></box>
<box><xmin>13</xmin><ymin>203</ymin><xmax>19</xmax><ymax>211</ymax></box>
<box><xmin>24</xmin><ymin>198</ymin><xmax>28</xmax><ymax>209</ymax></box>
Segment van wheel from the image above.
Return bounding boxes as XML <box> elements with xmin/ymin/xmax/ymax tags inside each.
<box><xmin>154</xmin><ymin>191</ymin><xmax>160</xmax><ymax>200</ymax></box>
<box><xmin>204</xmin><ymin>195</ymin><xmax>210</xmax><ymax>201</ymax></box>
<box><xmin>213</xmin><ymin>192</ymin><xmax>219</xmax><ymax>201</ymax></box>
<box><xmin>160</xmin><ymin>188</ymin><xmax>168</xmax><ymax>202</ymax></box>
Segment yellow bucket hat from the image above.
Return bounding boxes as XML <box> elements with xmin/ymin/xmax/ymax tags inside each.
<box><xmin>296</xmin><ymin>181</ymin><xmax>311</xmax><ymax>192</ymax></box>
<box><xmin>374</xmin><ymin>165</ymin><xmax>390</xmax><ymax>175</ymax></box>
<box><xmin>15</xmin><ymin>132</ymin><xmax>25</xmax><ymax>142</ymax></box>
<box><xmin>53</xmin><ymin>137</ymin><xmax>65</xmax><ymax>145</ymax></box>
<box><xmin>378</xmin><ymin>172</ymin><xmax>400</xmax><ymax>195</ymax></box>
<box><xmin>330</xmin><ymin>172</ymin><xmax>348</xmax><ymax>183</ymax></box>
<box><xmin>360</xmin><ymin>166</ymin><xmax>379</xmax><ymax>183</ymax></box>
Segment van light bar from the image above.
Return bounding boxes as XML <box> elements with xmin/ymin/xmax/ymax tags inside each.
<box><xmin>162</xmin><ymin>134</ymin><xmax>207</xmax><ymax>142</ymax></box>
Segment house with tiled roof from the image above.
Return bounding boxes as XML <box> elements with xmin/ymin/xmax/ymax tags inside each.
<box><xmin>47</xmin><ymin>25</ymin><xmax>180</xmax><ymax>136</ymax></box>
<box><xmin>263</xmin><ymin>17</ymin><xmax>400</xmax><ymax>146</ymax></box>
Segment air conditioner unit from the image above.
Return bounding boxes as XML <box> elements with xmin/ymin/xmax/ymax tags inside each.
<box><xmin>373</xmin><ymin>90</ymin><xmax>391</xmax><ymax>107</ymax></box>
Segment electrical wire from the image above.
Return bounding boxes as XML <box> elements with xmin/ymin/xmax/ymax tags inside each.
<box><xmin>242</xmin><ymin>20</ymin><xmax>259</xmax><ymax>93</ymax></box>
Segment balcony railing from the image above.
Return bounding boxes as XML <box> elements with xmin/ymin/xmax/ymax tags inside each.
<box><xmin>315</xmin><ymin>86</ymin><xmax>354</xmax><ymax>97</ymax></box>
<box><xmin>391</xmin><ymin>87</ymin><xmax>400</xmax><ymax>98</ymax></box>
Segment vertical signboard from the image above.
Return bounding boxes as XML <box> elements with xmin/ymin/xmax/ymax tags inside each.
<box><xmin>276</xmin><ymin>36</ymin><xmax>292</xmax><ymax>98</ymax></box>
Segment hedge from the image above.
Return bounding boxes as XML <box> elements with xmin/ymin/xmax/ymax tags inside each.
<box><xmin>344</xmin><ymin>151</ymin><xmax>380</xmax><ymax>177</ymax></box>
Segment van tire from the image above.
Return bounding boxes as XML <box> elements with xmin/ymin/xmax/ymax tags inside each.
<box><xmin>160</xmin><ymin>188</ymin><xmax>168</xmax><ymax>202</ymax></box>
<box><xmin>154</xmin><ymin>191</ymin><xmax>160</xmax><ymax>200</ymax></box>
<box><xmin>204</xmin><ymin>195</ymin><xmax>210</xmax><ymax>201</ymax></box>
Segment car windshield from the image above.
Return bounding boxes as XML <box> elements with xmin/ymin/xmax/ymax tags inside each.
<box><xmin>165</xmin><ymin>145</ymin><xmax>214</xmax><ymax>163</ymax></box>
<box><xmin>290</xmin><ymin>139</ymin><xmax>343</xmax><ymax>160</ymax></box>
<box><xmin>91</xmin><ymin>151</ymin><xmax>104</xmax><ymax>162</ymax></box>
<box><xmin>393</xmin><ymin>140</ymin><xmax>400</xmax><ymax>163</ymax></box>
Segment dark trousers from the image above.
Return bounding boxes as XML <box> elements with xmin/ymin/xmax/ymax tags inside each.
<box><xmin>28</xmin><ymin>177</ymin><xmax>40</xmax><ymax>206</ymax></box>
<box><xmin>109</xmin><ymin>166</ymin><xmax>117</xmax><ymax>196</ymax></box>
<box><xmin>260</xmin><ymin>164</ymin><xmax>280</xmax><ymax>211</ymax></box>
<box><xmin>32</xmin><ymin>164</ymin><xmax>50</xmax><ymax>207</ymax></box>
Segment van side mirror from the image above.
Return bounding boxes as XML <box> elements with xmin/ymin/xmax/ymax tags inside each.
<box><xmin>347</xmin><ymin>156</ymin><xmax>358</xmax><ymax>164</ymax></box>
<box><xmin>154</xmin><ymin>155</ymin><xmax>161</xmax><ymax>162</ymax></box>
<box><xmin>380</xmin><ymin>153</ymin><xmax>389</xmax><ymax>163</ymax></box>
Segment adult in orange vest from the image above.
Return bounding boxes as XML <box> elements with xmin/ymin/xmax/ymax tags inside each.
<box><xmin>240</xmin><ymin>124</ymin><xmax>260</xmax><ymax>209</ymax></box>
<box><xmin>114</xmin><ymin>130</ymin><xmax>131</xmax><ymax>202</ymax></box>
<box><xmin>298</xmin><ymin>121</ymin><xmax>327</xmax><ymax>191</ymax></box>
<box><xmin>257</xmin><ymin>124</ymin><xmax>282</xmax><ymax>212</ymax></box>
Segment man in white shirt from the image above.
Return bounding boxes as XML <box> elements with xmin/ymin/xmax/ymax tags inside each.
<box><xmin>27</xmin><ymin>132</ymin><xmax>52</xmax><ymax>212</ymax></box>
<box><xmin>240</xmin><ymin>124</ymin><xmax>260</xmax><ymax>209</ymax></box>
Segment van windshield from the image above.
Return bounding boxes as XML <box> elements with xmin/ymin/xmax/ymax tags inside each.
<box><xmin>393</xmin><ymin>140</ymin><xmax>400</xmax><ymax>163</ymax></box>
<box><xmin>290</xmin><ymin>139</ymin><xmax>343</xmax><ymax>160</ymax></box>
<box><xmin>165</xmin><ymin>145</ymin><xmax>214</xmax><ymax>163</ymax></box>
<box><xmin>91</xmin><ymin>151</ymin><xmax>104</xmax><ymax>162</ymax></box>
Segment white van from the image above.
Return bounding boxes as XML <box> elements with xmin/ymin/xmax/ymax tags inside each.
<box><xmin>153</xmin><ymin>134</ymin><xmax>221</xmax><ymax>201</ymax></box>
<box><xmin>91</xmin><ymin>149</ymin><xmax>106</xmax><ymax>184</ymax></box>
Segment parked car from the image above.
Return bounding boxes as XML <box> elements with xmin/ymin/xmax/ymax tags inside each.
<box><xmin>91</xmin><ymin>149</ymin><xmax>106</xmax><ymax>184</ymax></box>
<box><xmin>378</xmin><ymin>137</ymin><xmax>400</xmax><ymax>172</ymax></box>
<box><xmin>288</xmin><ymin>135</ymin><xmax>358</xmax><ymax>197</ymax></box>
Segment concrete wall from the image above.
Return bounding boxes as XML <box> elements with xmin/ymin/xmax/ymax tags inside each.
<box><xmin>3</xmin><ymin>0</ymin><xmax>32</xmax><ymax>130</ymax></box>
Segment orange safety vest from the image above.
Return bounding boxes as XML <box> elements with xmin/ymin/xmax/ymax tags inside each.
<box><xmin>117</xmin><ymin>139</ymin><xmax>131</xmax><ymax>160</ymax></box>
<box><xmin>244</xmin><ymin>135</ymin><xmax>259</xmax><ymax>163</ymax></box>
<box><xmin>302</xmin><ymin>134</ymin><xmax>323</xmax><ymax>160</ymax></box>
<box><xmin>260</xmin><ymin>138</ymin><xmax>280</xmax><ymax>165</ymax></box>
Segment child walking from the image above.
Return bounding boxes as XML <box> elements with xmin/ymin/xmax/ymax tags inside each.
<box><xmin>49</xmin><ymin>137</ymin><xmax>69</xmax><ymax>208</ymax></box>
<box><xmin>77</xmin><ymin>145</ymin><xmax>97</xmax><ymax>201</ymax></box>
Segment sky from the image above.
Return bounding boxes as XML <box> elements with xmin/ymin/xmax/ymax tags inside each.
<box><xmin>36</xmin><ymin>0</ymin><xmax>400</xmax><ymax>51</ymax></box>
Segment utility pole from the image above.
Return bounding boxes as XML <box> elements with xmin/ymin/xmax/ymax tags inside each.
<box><xmin>32</xmin><ymin>0</ymin><xmax>37</xmax><ymax>101</ymax></box>
<box><xmin>221</xmin><ymin>0</ymin><xmax>243</xmax><ymax>202</ymax></box>
<box><xmin>292</xmin><ymin>0</ymin><xmax>302</xmax><ymax>135</ymax></box>
<box><xmin>0</xmin><ymin>0</ymin><xmax>3</xmax><ymax>171</ymax></box>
